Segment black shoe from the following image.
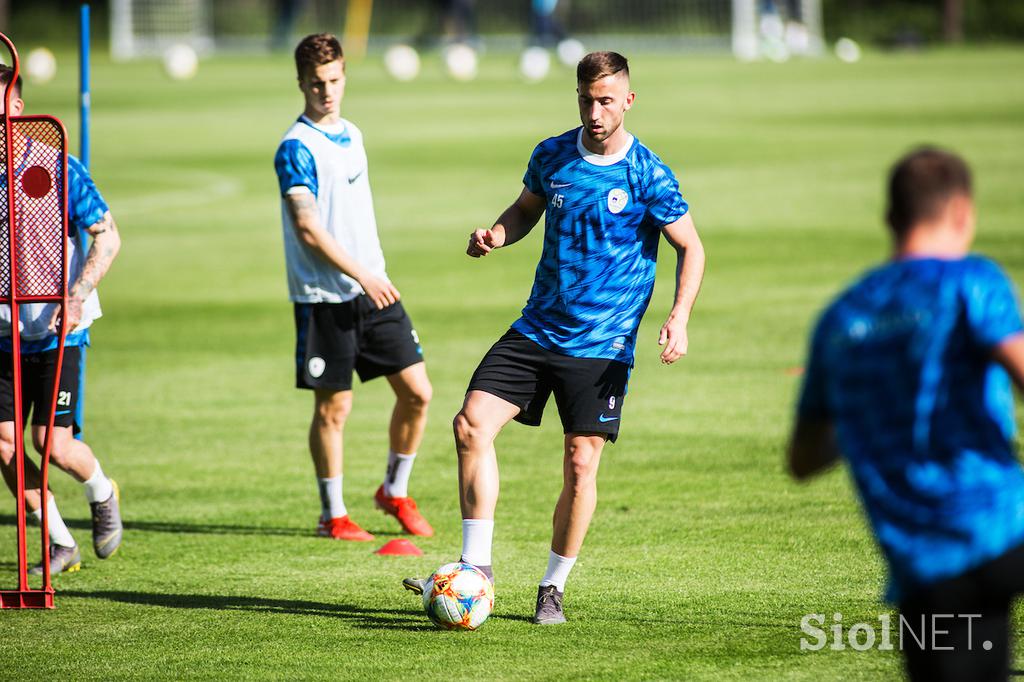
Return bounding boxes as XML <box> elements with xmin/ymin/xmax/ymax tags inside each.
<box><xmin>532</xmin><ymin>584</ymin><xmax>566</xmax><ymax>625</ymax></box>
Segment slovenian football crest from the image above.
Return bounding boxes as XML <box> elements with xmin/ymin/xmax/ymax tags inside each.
<box><xmin>607</xmin><ymin>188</ymin><xmax>628</xmax><ymax>214</ymax></box>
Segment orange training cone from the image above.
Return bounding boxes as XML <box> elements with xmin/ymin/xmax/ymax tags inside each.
<box><xmin>375</xmin><ymin>538</ymin><xmax>423</xmax><ymax>556</ymax></box>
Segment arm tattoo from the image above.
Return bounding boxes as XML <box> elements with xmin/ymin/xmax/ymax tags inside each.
<box><xmin>288</xmin><ymin>193</ymin><xmax>319</xmax><ymax>223</ymax></box>
<box><xmin>71</xmin><ymin>213</ymin><xmax>120</xmax><ymax>300</ymax></box>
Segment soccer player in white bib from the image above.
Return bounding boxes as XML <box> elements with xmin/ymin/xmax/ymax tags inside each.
<box><xmin>275</xmin><ymin>34</ymin><xmax>434</xmax><ymax>541</ymax></box>
<box><xmin>0</xmin><ymin>65</ymin><xmax>124</xmax><ymax>575</ymax></box>
<box><xmin>404</xmin><ymin>51</ymin><xmax>706</xmax><ymax>623</ymax></box>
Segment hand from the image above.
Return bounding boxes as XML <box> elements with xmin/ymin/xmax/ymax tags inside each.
<box><xmin>49</xmin><ymin>296</ymin><xmax>83</xmax><ymax>333</ymax></box>
<box><xmin>359</xmin><ymin>274</ymin><xmax>401</xmax><ymax>310</ymax></box>
<box><xmin>658</xmin><ymin>314</ymin><xmax>688</xmax><ymax>365</ymax></box>
<box><xmin>467</xmin><ymin>228</ymin><xmax>504</xmax><ymax>258</ymax></box>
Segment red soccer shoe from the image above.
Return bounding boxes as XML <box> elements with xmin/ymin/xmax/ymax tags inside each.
<box><xmin>317</xmin><ymin>515</ymin><xmax>375</xmax><ymax>542</ymax></box>
<box><xmin>374</xmin><ymin>485</ymin><xmax>435</xmax><ymax>537</ymax></box>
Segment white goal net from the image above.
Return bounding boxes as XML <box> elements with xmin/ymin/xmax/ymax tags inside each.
<box><xmin>109</xmin><ymin>0</ymin><xmax>824</xmax><ymax>60</ymax></box>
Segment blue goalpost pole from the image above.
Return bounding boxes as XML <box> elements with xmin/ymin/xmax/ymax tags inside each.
<box><xmin>79</xmin><ymin>3</ymin><xmax>90</xmax><ymax>169</ymax></box>
<box><xmin>76</xmin><ymin>2</ymin><xmax>90</xmax><ymax>439</ymax></box>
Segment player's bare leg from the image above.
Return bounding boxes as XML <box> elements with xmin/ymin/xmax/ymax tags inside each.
<box><xmin>310</xmin><ymin>389</ymin><xmax>352</xmax><ymax>479</ymax></box>
<box><xmin>31</xmin><ymin>425</ymin><xmax>122</xmax><ymax>559</ymax></box>
<box><xmin>535</xmin><ymin>433</ymin><xmax>607</xmax><ymax>625</ymax></box>
<box><xmin>375</xmin><ymin>362</ymin><xmax>435</xmax><ymax>535</ymax></box>
<box><xmin>403</xmin><ymin>390</ymin><xmax>517</xmax><ymax>595</ymax></box>
<box><xmin>452</xmin><ymin>390</ymin><xmax>519</xmax><ymax>581</ymax></box>
<box><xmin>551</xmin><ymin>433</ymin><xmax>606</xmax><ymax>557</ymax></box>
<box><xmin>386</xmin><ymin>362</ymin><xmax>432</xmax><ymax>454</ymax></box>
<box><xmin>310</xmin><ymin>389</ymin><xmax>371</xmax><ymax>541</ymax></box>
<box><xmin>454</xmin><ymin>391</ymin><xmax>519</xmax><ymax>520</ymax></box>
<box><xmin>30</xmin><ymin>425</ymin><xmax>98</xmax><ymax>482</ymax></box>
<box><xmin>0</xmin><ymin>422</ymin><xmax>82</xmax><ymax>572</ymax></box>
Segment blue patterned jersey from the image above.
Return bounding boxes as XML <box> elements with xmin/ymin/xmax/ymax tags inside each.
<box><xmin>511</xmin><ymin>128</ymin><xmax>688</xmax><ymax>362</ymax></box>
<box><xmin>799</xmin><ymin>255</ymin><xmax>1024</xmax><ymax>602</ymax></box>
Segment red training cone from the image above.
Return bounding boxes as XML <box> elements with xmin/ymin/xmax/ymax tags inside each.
<box><xmin>375</xmin><ymin>539</ymin><xmax>423</xmax><ymax>556</ymax></box>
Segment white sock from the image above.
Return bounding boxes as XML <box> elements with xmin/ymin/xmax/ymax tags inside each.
<box><xmin>30</xmin><ymin>496</ymin><xmax>76</xmax><ymax>548</ymax></box>
<box><xmin>83</xmin><ymin>461</ymin><xmax>114</xmax><ymax>504</ymax></box>
<box><xmin>317</xmin><ymin>476</ymin><xmax>347</xmax><ymax>520</ymax></box>
<box><xmin>461</xmin><ymin>519</ymin><xmax>494</xmax><ymax>567</ymax></box>
<box><xmin>383</xmin><ymin>451</ymin><xmax>416</xmax><ymax>498</ymax></box>
<box><xmin>539</xmin><ymin>550</ymin><xmax>577</xmax><ymax>591</ymax></box>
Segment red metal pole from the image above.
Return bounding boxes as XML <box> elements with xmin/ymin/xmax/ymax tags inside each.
<box><xmin>0</xmin><ymin>30</ymin><xmax>28</xmax><ymax>596</ymax></box>
<box><xmin>37</xmin><ymin>135</ymin><xmax>69</xmax><ymax>596</ymax></box>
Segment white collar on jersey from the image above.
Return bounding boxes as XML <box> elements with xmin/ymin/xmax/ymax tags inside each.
<box><xmin>576</xmin><ymin>127</ymin><xmax>634</xmax><ymax>166</ymax></box>
<box><xmin>300</xmin><ymin>115</ymin><xmax>347</xmax><ymax>136</ymax></box>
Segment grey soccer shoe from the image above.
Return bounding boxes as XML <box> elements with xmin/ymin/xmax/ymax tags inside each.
<box><xmin>91</xmin><ymin>479</ymin><xmax>123</xmax><ymax>559</ymax></box>
<box><xmin>28</xmin><ymin>542</ymin><xmax>82</xmax><ymax>576</ymax></box>
<box><xmin>402</xmin><ymin>576</ymin><xmax>429</xmax><ymax>595</ymax></box>
<box><xmin>533</xmin><ymin>585</ymin><xmax>566</xmax><ymax>625</ymax></box>
<box><xmin>403</xmin><ymin>562</ymin><xmax>495</xmax><ymax>596</ymax></box>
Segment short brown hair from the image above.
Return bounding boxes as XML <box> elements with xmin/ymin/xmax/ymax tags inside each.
<box><xmin>576</xmin><ymin>51</ymin><xmax>629</xmax><ymax>84</ymax></box>
<box><xmin>294</xmin><ymin>33</ymin><xmax>344</xmax><ymax>79</ymax></box>
<box><xmin>886</xmin><ymin>147</ymin><xmax>972</xmax><ymax>236</ymax></box>
<box><xmin>0</xmin><ymin>64</ymin><xmax>22</xmax><ymax>98</ymax></box>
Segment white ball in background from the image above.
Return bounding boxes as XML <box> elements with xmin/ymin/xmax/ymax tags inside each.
<box><xmin>835</xmin><ymin>37</ymin><xmax>862</xmax><ymax>63</ymax></box>
<box><xmin>444</xmin><ymin>43</ymin><xmax>478</xmax><ymax>82</ymax></box>
<box><xmin>163</xmin><ymin>43</ymin><xmax>199</xmax><ymax>81</ymax></box>
<box><xmin>384</xmin><ymin>44</ymin><xmax>420</xmax><ymax>82</ymax></box>
<box><xmin>519</xmin><ymin>47</ymin><xmax>551</xmax><ymax>83</ymax></box>
<box><xmin>25</xmin><ymin>47</ymin><xmax>57</xmax><ymax>84</ymax></box>
<box><xmin>763</xmin><ymin>37</ymin><xmax>791</xmax><ymax>63</ymax></box>
<box><xmin>557</xmin><ymin>37</ymin><xmax>589</xmax><ymax>67</ymax></box>
<box><xmin>555</xmin><ymin>38</ymin><xmax>586</xmax><ymax>67</ymax></box>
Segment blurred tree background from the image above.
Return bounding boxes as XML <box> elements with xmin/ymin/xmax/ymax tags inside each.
<box><xmin>2</xmin><ymin>0</ymin><xmax>1023</xmax><ymax>48</ymax></box>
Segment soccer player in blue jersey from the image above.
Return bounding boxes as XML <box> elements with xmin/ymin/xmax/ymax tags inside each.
<box><xmin>0</xmin><ymin>66</ymin><xmax>124</xmax><ymax>575</ymax></box>
<box><xmin>405</xmin><ymin>51</ymin><xmax>705</xmax><ymax>624</ymax></box>
<box><xmin>789</xmin><ymin>148</ymin><xmax>1024</xmax><ymax>681</ymax></box>
<box><xmin>275</xmin><ymin>34</ymin><xmax>435</xmax><ymax>541</ymax></box>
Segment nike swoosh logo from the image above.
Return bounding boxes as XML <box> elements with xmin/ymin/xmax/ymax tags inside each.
<box><xmin>348</xmin><ymin>170</ymin><xmax>364</xmax><ymax>184</ymax></box>
<box><xmin>550</xmin><ymin>181</ymin><xmax>572</xmax><ymax>189</ymax></box>
<box><xmin>597</xmin><ymin>414</ymin><xmax>619</xmax><ymax>423</ymax></box>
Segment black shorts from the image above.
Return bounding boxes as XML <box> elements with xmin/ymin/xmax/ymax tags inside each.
<box><xmin>294</xmin><ymin>297</ymin><xmax>423</xmax><ymax>391</ymax></box>
<box><xmin>0</xmin><ymin>345</ymin><xmax>81</xmax><ymax>431</ymax></box>
<box><xmin>468</xmin><ymin>329</ymin><xmax>630</xmax><ymax>442</ymax></box>
<box><xmin>898</xmin><ymin>542</ymin><xmax>1024</xmax><ymax>682</ymax></box>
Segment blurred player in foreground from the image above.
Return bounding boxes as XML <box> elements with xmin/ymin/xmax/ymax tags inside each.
<box><xmin>789</xmin><ymin>148</ymin><xmax>1024</xmax><ymax>681</ymax></box>
<box><xmin>405</xmin><ymin>51</ymin><xmax>705</xmax><ymax>624</ymax></box>
<box><xmin>0</xmin><ymin>65</ymin><xmax>123</xmax><ymax>575</ymax></box>
<box><xmin>275</xmin><ymin>34</ymin><xmax>434</xmax><ymax>541</ymax></box>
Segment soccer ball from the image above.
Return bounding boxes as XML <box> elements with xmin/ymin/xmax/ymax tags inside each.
<box><xmin>555</xmin><ymin>38</ymin><xmax>586</xmax><ymax>67</ymax></box>
<box><xmin>163</xmin><ymin>44</ymin><xmax>198</xmax><ymax>81</ymax></box>
<box><xmin>25</xmin><ymin>47</ymin><xmax>57</xmax><ymax>84</ymax></box>
<box><xmin>384</xmin><ymin>44</ymin><xmax>420</xmax><ymax>82</ymax></box>
<box><xmin>444</xmin><ymin>44</ymin><xmax>478</xmax><ymax>82</ymax></box>
<box><xmin>422</xmin><ymin>562</ymin><xmax>494</xmax><ymax>630</ymax></box>
<box><xmin>834</xmin><ymin>37</ymin><xmax>862</xmax><ymax>64</ymax></box>
<box><xmin>519</xmin><ymin>47</ymin><xmax>551</xmax><ymax>83</ymax></box>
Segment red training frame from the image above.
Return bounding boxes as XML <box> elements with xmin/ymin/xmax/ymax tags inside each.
<box><xmin>0</xmin><ymin>31</ymin><xmax>70</xmax><ymax>609</ymax></box>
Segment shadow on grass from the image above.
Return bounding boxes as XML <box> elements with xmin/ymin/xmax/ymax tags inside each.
<box><xmin>61</xmin><ymin>589</ymin><xmax>435</xmax><ymax>630</ymax></box>
<box><xmin>0</xmin><ymin>515</ymin><xmax>406</xmax><ymax>539</ymax></box>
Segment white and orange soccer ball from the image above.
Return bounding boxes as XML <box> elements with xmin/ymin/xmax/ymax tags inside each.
<box><xmin>422</xmin><ymin>562</ymin><xmax>494</xmax><ymax>630</ymax></box>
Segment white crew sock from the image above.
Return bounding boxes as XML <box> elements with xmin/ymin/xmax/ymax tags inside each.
<box><xmin>30</xmin><ymin>496</ymin><xmax>76</xmax><ymax>548</ymax></box>
<box><xmin>460</xmin><ymin>519</ymin><xmax>494</xmax><ymax>567</ymax></box>
<box><xmin>317</xmin><ymin>475</ymin><xmax>347</xmax><ymax>520</ymax></box>
<box><xmin>83</xmin><ymin>461</ymin><xmax>114</xmax><ymax>504</ymax></box>
<box><xmin>539</xmin><ymin>550</ymin><xmax>577</xmax><ymax>591</ymax></box>
<box><xmin>383</xmin><ymin>451</ymin><xmax>416</xmax><ymax>498</ymax></box>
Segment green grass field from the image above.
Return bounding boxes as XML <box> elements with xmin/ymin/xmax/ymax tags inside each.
<box><xmin>1</xmin><ymin>45</ymin><xmax>1023</xmax><ymax>679</ymax></box>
